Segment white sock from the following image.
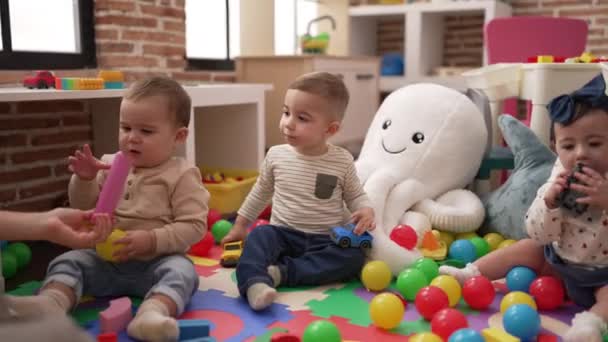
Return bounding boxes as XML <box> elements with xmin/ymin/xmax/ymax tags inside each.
<box><xmin>564</xmin><ymin>311</ymin><xmax>606</xmax><ymax>342</ymax></box>
<box><xmin>246</xmin><ymin>283</ymin><xmax>277</xmax><ymax>311</ymax></box>
<box><xmin>6</xmin><ymin>288</ymin><xmax>71</xmax><ymax>318</ymax></box>
<box><xmin>267</xmin><ymin>265</ymin><xmax>281</xmax><ymax>287</ymax></box>
<box><xmin>438</xmin><ymin>263</ymin><xmax>480</xmax><ymax>285</ymax></box>
<box><xmin>127</xmin><ymin>298</ymin><xmax>179</xmax><ymax>342</ymax></box>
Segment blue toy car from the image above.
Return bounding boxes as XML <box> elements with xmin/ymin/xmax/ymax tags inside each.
<box><xmin>330</xmin><ymin>223</ymin><xmax>373</xmax><ymax>249</ymax></box>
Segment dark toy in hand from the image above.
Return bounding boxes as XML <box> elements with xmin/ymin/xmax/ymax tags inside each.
<box><xmin>557</xmin><ymin>163</ymin><xmax>589</xmax><ymax>215</ymax></box>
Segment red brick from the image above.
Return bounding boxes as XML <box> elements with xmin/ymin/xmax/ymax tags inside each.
<box><xmin>17</xmin><ymin>100</ymin><xmax>84</xmax><ymax>114</ymax></box>
<box><xmin>54</xmin><ymin>163</ymin><xmax>71</xmax><ymax>177</ymax></box>
<box><xmin>559</xmin><ymin>8</ymin><xmax>607</xmax><ymax>16</ymax></box>
<box><xmin>121</xmin><ymin>30</ymin><xmax>185</xmax><ymax>45</ymax></box>
<box><xmin>31</xmin><ymin>130</ymin><xmax>91</xmax><ymax>146</ymax></box>
<box><xmin>3</xmin><ymin>197</ymin><xmax>60</xmax><ymax>211</ymax></box>
<box><xmin>95</xmin><ymin>0</ymin><xmax>136</xmax><ymax>11</ymax></box>
<box><xmin>97</xmin><ymin>42</ymin><xmax>134</xmax><ymax>53</ymax></box>
<box><xmin>0</xmin><ymin>189</ymin><xmax>15</xmax><ymax>202</ymax></box>
<box><xmin>163</xmin><ymin>20</ymin><xmax>185</xmax><ymax>32</ymax></box>
<box><xmin>123</xmin><ymin>71</ymin><xmax>170</xmax><ymax>82</ymax></box>
<box><xmin>19</xmin><ymin>179</ymin><xmax>70</xmax><ymax>200</ymax></box>
<box><xmin>212</xmin><ymin>73</ymin><xmax>236</xmax><ymax>83</ymax></box>
<box><xmin>0</xmin><ymin>117</ymin><xmax>60</xmax><ymax>130</ymax></box>
<box><xmin>141</xmin><ymin>4</ymin><xmax>185</xmax><ymax>18</ymax></box>
<box><xmin>63</xmin><ymin>114</ymin><xmax>91</xmax><ymax>126</ymax></box>
<box><xmin>98</xmin><ymin>55</ymin><xmax>160</xmax><ymax>68</ymax></box>
<box><xmin>0</xmin><ymin>103</ymin><xmax>10</xmax><ymax>114</ymax></box>
<box><xmin>0</xmin><ymin>166</ymin><xmax>51</xmax><ymax>185</ymax></box>
<box><xmin>143</xmin><ymin>44</ymin><xmax>184</xmax><ymax>56</ymax></box>
<box><xmin>0</xmin><ymin>134</ymin><xmax>27</xmax><ymax>147</ymax></box>
<box><xmin>96</xmin><ymin>28</ymin><xmax>119</xmax><ymax>40</ymax></box>
<box><xmin>171</xmin><ymin>72</ymin><xmax>212</xmax><ymax>82</ymax></box>
<box><xmin>96</xmin><ymin>15</ymin><xmax>158</xmax><ymax>28</ymax></box>
<box><xmin>174</xmin><ymin>0</ymin><xmax>185</xmax><ymax>7</ymax></box>
<box><xmin>10</xmin><ymin>146</ymin><xmax>77</xmax><ymax>165</ymax></box>
<box><xmin>167</xmin><ymin>58</ymin><xmax>187</xmax><ymax>69</ymax></box>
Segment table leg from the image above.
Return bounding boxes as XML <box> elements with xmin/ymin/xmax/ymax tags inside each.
<box><xmin>529</xmin><ymin>103</ymin><xmax>552</xmax><ymax>147</ymax></box>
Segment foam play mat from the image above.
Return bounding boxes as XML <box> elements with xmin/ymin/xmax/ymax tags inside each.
<box><xmin>8</xmin><ymin>245</ymin><xmax>584</xmax><ymax>341</ymax></box>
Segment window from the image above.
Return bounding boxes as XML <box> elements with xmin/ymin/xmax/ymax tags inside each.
<box><xmin>0</xmin><ymin>0</ymin><xmax>95</xmax><ymax>70</ymax></box>
<box><xmin>186</xmin><ymin>0</ymin><xmax>240</xmax><ymax>71</ymax></box>
<box><xmin>274</xmin><ymin>0</ymin><xmax>318</xmax><ymax>55</ymax></box>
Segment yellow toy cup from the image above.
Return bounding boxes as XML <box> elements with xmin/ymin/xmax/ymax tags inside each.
<box><xmin>95</xmin><ymin>229</ymin><xmax>126</xmax><ymax>262</ymax></box>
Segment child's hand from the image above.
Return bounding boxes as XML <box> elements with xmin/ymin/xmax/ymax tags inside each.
<box><xmin>113</xmin><ymin>230</ymin><xmax>155</xmax><ymax>262</ymax></box>
<box><xmin>544</xmin><ymin>170</ymin><xmax>569</xmax><ymax>209</ymax></box>
<box><xmin>569</xmin><ymin>166</ymin><xmax>608</xmax><ymax>210</ymax></box>
<box><xmin>68</xmin><ymin>144</ymin><xmax>111</xmax><ymax>181</ymax></box>
<box><xmin>221</xmin><ymin>223</ymin><xmax>248</xmax><ymax>245</ymax></box>
<box><xmin>351</xmin><ymin>207</ymin><xmax>376</xmax><ymax>235</ymax></box>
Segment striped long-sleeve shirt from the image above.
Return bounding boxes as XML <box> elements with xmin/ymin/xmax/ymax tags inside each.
<box><xmin>238</xmin><ymin>144</ymin><xmax>372</xmax><ymax>234</ymax></box>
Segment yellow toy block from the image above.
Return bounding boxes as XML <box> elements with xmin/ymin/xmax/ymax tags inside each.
<box><xmin>98</xmin><ymin>70</ymin><xmax>125</xmax><ymax>82</ymax></box>
<box><xmin>96</xmin><ymin>229</ymin><xmax>127</xmax><ymax>262</ymax></box>
<box><xmin>482</xmin><ymin>328</ymin><xmax>520</xmax><ymax>342</ymax></box>
<box><xmin>75</xmin><ymin>78</ymin><xmax>105</xmax><ymax>90</ymax></box>
<box><xmin>580</xmin><ymin>52</ymin><xmax>595</xmax><ymax>63</ymax></box>
<box><xmin>537</xmin><ymin>55</ymin><xmax>554</xmax><ymax>63</ymax></box>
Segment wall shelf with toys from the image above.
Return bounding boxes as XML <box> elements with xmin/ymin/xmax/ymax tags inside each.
<box><xmin>349</xmin><ymin>0</ymin><xmax>512</xmax><ymax>92</ymax></box>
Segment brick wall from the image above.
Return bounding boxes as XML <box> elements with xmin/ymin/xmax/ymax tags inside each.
<box><xmin>0</xmin><ymin>0</ymin><xmax>235</xmax><ymax>211</ymax></box>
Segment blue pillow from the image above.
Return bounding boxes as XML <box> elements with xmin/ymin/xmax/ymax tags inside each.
<box><xmin>479</xmin><ymin>115</ymin><xmax>556</xmax><ymax>240</ymax></box>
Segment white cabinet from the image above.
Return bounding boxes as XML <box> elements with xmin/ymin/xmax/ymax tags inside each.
<box><xmin>236</xmin><ymin>56</ymin><xmax>380</xmax><ymax>149</ymax></box>
<box><xmin>349</xmin><ymin>0</ymin><xmax>512</xmax><ymax>92</ymax></box>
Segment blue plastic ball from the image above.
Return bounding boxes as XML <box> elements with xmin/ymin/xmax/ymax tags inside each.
<box><xmin>506</xmin><ymin>266</ymin><xmax>537</xmax><ymax>292</ymax></box>
<box><xmin>448</xmin><ymin>239</ymin><xmax>477</xmax><ymax>264</ymax></box>
<box><xmin>503</xmin><ymin>304</ymin><xmax>541</xmax><ymax>341</ymax></box>
<box><xmin>448</xmin><ymin>328</ymin><xmax>485</xmax><ymax>342</ymax></box>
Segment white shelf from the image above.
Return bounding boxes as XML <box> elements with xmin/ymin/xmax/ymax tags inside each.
<box><xmin>349</xmin><ymin>0</ymin><xmax>512</xmax><ymax>92</ymax></box>
<box><xmin>380</xmin><ymin>75</ymin><xmax>467</xmax><ymax>92</ymax></box>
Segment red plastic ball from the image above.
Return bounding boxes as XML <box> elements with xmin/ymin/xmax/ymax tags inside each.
<box><xmin>189</xmin><ymin>232</ymin><xmax>214</xmax><ymax>257</ymax></box>
<box><xmin>462</xmin><ymin>275</ymin><xmax>496</xmax><ymax>310</ymax></box>
<box><xmin>431</xmin><ymin>308</ymin><xmax>469</xmax><ymax>340</ymax></box>
<box><xmin>207</xmin><ymin>209</ymin><xmax>222</xmax><ymax>229</ymax></box>
<box><xmin>529</xmin><ymin>276</ymin><xmax>565</xmax><ymax>310</ymax></box>
<box><xmin>249</xmin><ymin>219</ymin><xmax>270</xmax><ymax>232</ymax></box>
<box><xmin>390</xmin><ymin>225</ymin><xmax>418</xmax><ymax>250</ymax></box>
<box><xmin>415</xmin><ymin>286</ymin><xmax>450</xmax><ymax>320</ymax></box>
<box><xmin>259</xmin><ymin>205</ymin><xmax>272</xmax><ymax>220</ymax></box>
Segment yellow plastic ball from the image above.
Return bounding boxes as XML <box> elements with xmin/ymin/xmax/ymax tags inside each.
<box><xmin>436</xmin><ymin>230</ymin><xmax>454</xmax><ymax>249</ymax></box>
<box><xmin>498</xmin><ymin>239</ymin><xmax>517</xmax><ymax>249</ymax></box>
<box><xmin>409</xmin><ymin>332</ymin><xmax>443</xmax><ymax>342</ymax></box>
<box><xmin>430</xmin><ymin>275</ymin><xmax>461</xmax><ymax>307</ymax></box>
<box><xmin>455</xmin><ymin>232</ymin><xmax>478</xmax><ymax>240</ymax></box>
<box><xmin>361</xmin><ymin>260</ymin><xmax>392</xmax><ymax>291</ymax></box>
<box><xmin>500</xmin><ymin>291</ymin><xmax>537</xmax><ymax>313</ymax></box>
<box><xmin>95</xmin><ymin>229</ymin><xmax>126</xmax><ymax>262</ymax></box>
<box><xmin>369</xmin><ymin>292</ymin><xmax>404</xmax><ymax>329</ymax></box>
<box><xmin>483</xmin><ymin>232</ymin><xmax>505</xmax><ymax>251</ymax></box>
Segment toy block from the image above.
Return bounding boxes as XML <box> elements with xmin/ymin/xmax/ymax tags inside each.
<box><xmin>482</xmin><ymin>328</ymin><xmax>520</xmax><ymax>342</ymax></box>
<box><xmin>580</xmin><ymin>52</ymin><xmax>595</xmax><ymax>63</ymax></box>
<box><xmin>537</xmin><ymin>55</ymin><xmax>554</xmax><ymax>63</ymax></box>
<box><xmin>97</xmin><ymin>332</ymin><xmax>118</xmax><ymax>342</ymax></box>
<box><xmin>99</xmin><ymin>297</ymin><xmax>133</xmax><ymax>333</ymax></box>
<box><xmin>553</xmin><ymin>56</ymin><xmax>565</xmax><ymax>63</ymax></box>
<box><xmin>178</xmin><ymin>319</ymin><xmax>212</xmax><ymax>340</ymax></box>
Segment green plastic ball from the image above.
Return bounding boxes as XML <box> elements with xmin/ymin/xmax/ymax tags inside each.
<box><xmin>412</xmin><ymin>257</ymin><xmax>439</xmax><ymax>282</ymax></box>
<box><xmin>7</xmin><ymin>242</ymin><xmax>31</xmax><ymax>269</ymax></box>
<box><xmin>470</xmin><ymin>236</ymin><xmax>490</xmax><ymax>258</ymax></box>
<box><xmin>302</xmin><ymin>320</ymin><xmax>342</xmax><ymax>342</ymax></box>
<box><xmin>211</xmin><ymin>219</ymin><xmax>233</xmax><ymax>244</ymax></box>
<box><xmin>2</xmin><ymin>250</ymin><xmax>18</xmax><ymax>279</ymax></box>
<box><xmin>396</xmin><ymin>268</ymin><xmax>429</xmax><ymax>301</ymax></box>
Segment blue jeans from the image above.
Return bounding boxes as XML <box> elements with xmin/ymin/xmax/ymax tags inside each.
<box><xmin>44</xmin><ymin>249</ymin><xmax>199</xmax><ymax>315</ymax></box>
<box><xmin>545</xmin><ymin>244</ymin><xmax>608</xmax><ymax>309</ymax></box>
<box><xmin>236</xmin><ymin>225</ymin><xmax>366</xmax><ymax>298</ymax></box>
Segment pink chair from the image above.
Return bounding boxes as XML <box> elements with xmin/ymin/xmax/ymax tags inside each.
<box><xmin>485</xmin><ymin>16</ymin><xmax>588</xmax><ymax>124</ymax></box>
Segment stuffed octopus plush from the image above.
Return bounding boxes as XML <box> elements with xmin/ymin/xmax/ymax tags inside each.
<box><xmin>355</xmin><ymin>83</ymin><xmax>488</xmax><ymax>275</ymax></box>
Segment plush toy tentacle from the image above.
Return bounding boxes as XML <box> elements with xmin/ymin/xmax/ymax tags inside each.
<box><xmin>363</xmin><ymin>170</ymin><xmax>398</xmax><ymax>229</ymax></box>
<box><xmin>412</xmin><ymin>189</ymin><xmax>485</xmax><ymax>233</ymax></box>
<box><xmin>383</xmin><ymin>179</ymin><xmax>427</xmax><ymax>232</ymax></box>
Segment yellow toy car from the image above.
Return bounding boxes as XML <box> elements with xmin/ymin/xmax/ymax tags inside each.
<box><xmin>220</xmin><ymin>240</ymin><xmax>243</xmax><ymax>267</ymax></box>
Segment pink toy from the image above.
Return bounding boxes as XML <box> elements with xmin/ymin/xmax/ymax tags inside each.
<box><xmin>100</xmin><ymin>297</ymin><xmax>133</xmax><ymax>333</ymax></box>
<box><xmin>95</xmin><ymin>152</ymin><xmax>132</xmax><ymax>214</ymax></box>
